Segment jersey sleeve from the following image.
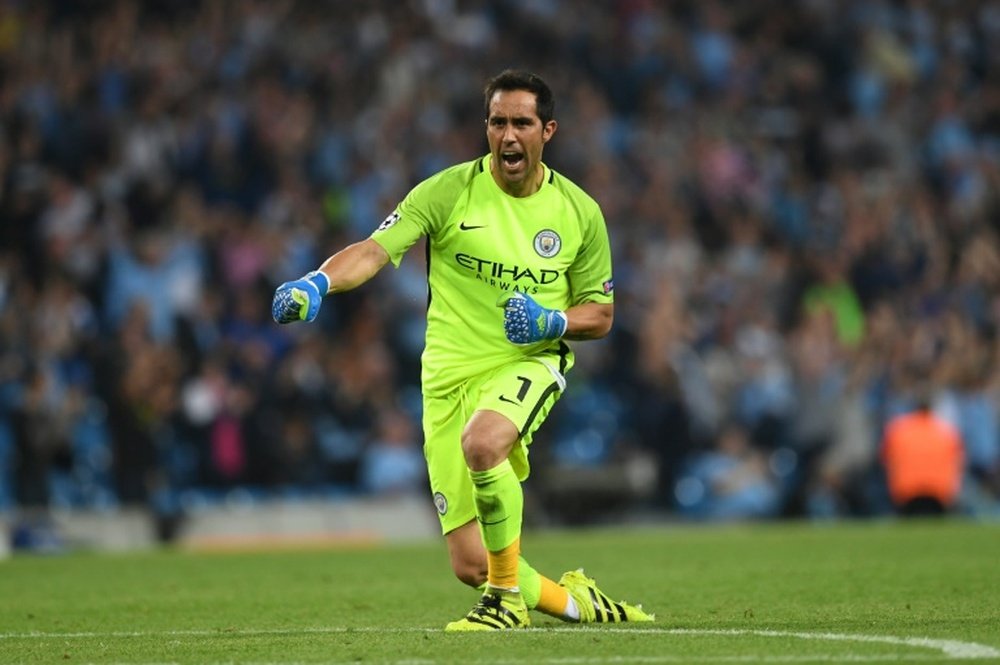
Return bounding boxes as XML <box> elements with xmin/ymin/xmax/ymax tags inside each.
<box><xmin>369</xmin><ymin>195</ymin><xmax>429</xmax><ymax>268</ymax></box>
<box><xmin>370</xmin><ymin>161</ymin><xmax>477</xmax><ymax>267</ymax></box>
<box><xmin>567</xmin><ymin>203</ymin><xmax>614</xmax><ymax>305</ymax></box>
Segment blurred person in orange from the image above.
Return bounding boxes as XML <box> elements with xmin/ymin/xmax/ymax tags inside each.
<box><xmin>880</xmin><ymin>390</ymin><xmax>964</xmax><ymax>516</ymax></box>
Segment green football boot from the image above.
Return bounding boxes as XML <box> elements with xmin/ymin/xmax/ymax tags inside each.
<box><xmin>445</xmin><ymin>586</ymin><xmax>530</xmax><ymax>632</ymax></box>
<box><xmin>558</xmin><ymin>569</ymin><xmax>655</xmax><ymax>623</ymax></box>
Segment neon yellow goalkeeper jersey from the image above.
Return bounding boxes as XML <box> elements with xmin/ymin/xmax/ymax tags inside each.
<box><xmin>371</xmin><ymin>154</ymin><xmax>614</xmax><ymax>396</ymax></box>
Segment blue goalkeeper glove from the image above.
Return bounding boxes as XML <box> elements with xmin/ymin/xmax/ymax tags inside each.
<box><xmin>271</xmin><ymin>270</ymin><xmax>330</xmax><ymax>324</ymax></box>
<box><xmin>498</xmin><ymin>292</ymin><xmax>568</xmax><ymax>345</ymax></box>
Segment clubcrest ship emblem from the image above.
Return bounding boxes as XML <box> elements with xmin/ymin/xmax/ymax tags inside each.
<box><xmin>533</xmin><ymin>229</ymin><xmax>561</xmax><ymax>258</ymax></box>
<box><xmin>433</xmin><ymin>492</ymin><xmax>448</xmax><ymax>515</ymax></box>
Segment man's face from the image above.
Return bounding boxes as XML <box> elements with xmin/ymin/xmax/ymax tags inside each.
<box><xmin>486</xmin><ymin>89</ymin><xmax>556</xmax><ymax>196</ymax></box>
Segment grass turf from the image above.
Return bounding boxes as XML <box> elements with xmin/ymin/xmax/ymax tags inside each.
<box><xmin>0</xmin><ymin>519</ymin><xmax>998</xmax><ymax>663</ymax></box>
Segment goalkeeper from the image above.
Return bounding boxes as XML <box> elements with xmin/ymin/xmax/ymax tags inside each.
<box><xmin>272</xmin><ymin>69</ymin><xmax>652</xmax><ymax>631</ymax></box>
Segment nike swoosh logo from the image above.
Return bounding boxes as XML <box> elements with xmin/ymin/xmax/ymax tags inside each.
<box><xmin>498</xmin><ymin>395</ymin><xmax>520</xmax><ymax>405</ymax></box>
<box><xmin>459</xmin><ymin>221</ymin><xmax>486</xmax><ymax>230</ymax></box>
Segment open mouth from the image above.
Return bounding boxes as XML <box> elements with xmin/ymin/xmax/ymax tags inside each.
<box><xmin>500</xmin><ymin>151</ymin><xmax>525</xmax><ymax>170</ymax></box>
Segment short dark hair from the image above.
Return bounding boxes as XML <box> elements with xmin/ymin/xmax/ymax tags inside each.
<box><xmin>483</xmin><ymin>69</ymin><xmax>554</xmax><ymax>125</ymax></box>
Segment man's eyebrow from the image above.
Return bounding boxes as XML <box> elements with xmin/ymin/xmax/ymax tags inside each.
<box><xmin>489</xmin><ymin>114</ymin><xmax>536</xmax><ymax>122</ymax></box>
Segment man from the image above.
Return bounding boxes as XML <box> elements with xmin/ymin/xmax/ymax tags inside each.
<box><xmin>272</xmin><ymin>70</ymin><xmax>652</xmax><ymax>631</ymax></box>
<box><xmin>881</xmin><ymin>389</ymin><xmax>964</xmax><ymax>516</ymax></box>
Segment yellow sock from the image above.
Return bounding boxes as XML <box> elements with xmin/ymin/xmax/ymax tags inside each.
<box><xmin>536</xmin><ymin>576</ymin><xmax>571</xmax><ymax>615</ymax></box>
<box><xmin>487</xmin><ymin>539</ymin><xmax>520</xmax><ymax>590</ymax></box>
<box><xmin>471</xmin><ymin>461</ymin><xmax>523</xmax><ymax>590</ymax></box>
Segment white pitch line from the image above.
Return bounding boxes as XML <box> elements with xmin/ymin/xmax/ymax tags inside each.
<box><xmin>2</xmin><ymin>626</ymin><xmax>998</xmax><ymax>661</ymax></box>
<box><xmin>661</xmin><ymin>629</ymin><xmax>1000</xmax><ymax>660</ymax></box>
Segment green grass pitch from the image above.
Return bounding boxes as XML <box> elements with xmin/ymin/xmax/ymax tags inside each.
<box><xmin>1</xmin><ymin>519</ymin><xmax>998</xmax><ymax>663</ymax></box>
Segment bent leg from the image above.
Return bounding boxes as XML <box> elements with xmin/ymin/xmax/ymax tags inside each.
<box><xmin>445</xmin><ymin>520</ymin><xmax>487</xmax><ymax>588</ymax></box>
<box><xmin>446</xmin><ymin>518</ymin><xmax>554</xmax><ymax>612</ymax></box>
<box><xmin>462</xmin><ymin>409</ymin><xmax>523</xmax><ymax>590</ymax></box>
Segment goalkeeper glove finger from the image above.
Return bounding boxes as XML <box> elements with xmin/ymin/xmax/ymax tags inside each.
<box><xmin>271</xmin><ymin>270</ymin><xmax>330</xmax><ymax>324</ymax></box>
<box><xmin>497</xmin><ymin>291</ymin><xmax>568</xmax><ymax>345</ymax></box>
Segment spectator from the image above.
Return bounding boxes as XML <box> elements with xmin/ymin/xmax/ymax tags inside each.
<box><xmin>359</xmin><ymin>406</ymin><xmax>425</xmax><ymax>496</ymax></box>
<box><xmin>880</xmin><ymin>389</ymin><xmax>964</xmax><ymax>516</ymax></box>
<box><xmin>674</xmin><ymin>421</ymin><xmax>781</xmax><ymax>521</ymax></box>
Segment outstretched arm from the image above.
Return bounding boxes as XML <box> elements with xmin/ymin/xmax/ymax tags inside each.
<box><xmin>272</xmin><ymin>238</ymin><xmax>390</xmax><ymax>324</ymax></box>
<box><xmin>317</xmin><ymin>238</ymin><xmax>391</xmax><ymax>294</ymax></box>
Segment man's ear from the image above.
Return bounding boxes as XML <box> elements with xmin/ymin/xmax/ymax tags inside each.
<box><xmin>542</xmin><ymin>120</ymin><xmax>557</xmax><ymax>143</ymax></box>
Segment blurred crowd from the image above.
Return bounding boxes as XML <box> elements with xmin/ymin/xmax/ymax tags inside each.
<box><xmin>1</xmin><ymin>0</ymin><xmax>998</xmax><ymax>530</ymax></box>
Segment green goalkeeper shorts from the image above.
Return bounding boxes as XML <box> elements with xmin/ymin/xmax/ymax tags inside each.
<box><xmin>423</xmin><ymin>357</ymin><xmax>567</xmax><ymax>534</ymax></box>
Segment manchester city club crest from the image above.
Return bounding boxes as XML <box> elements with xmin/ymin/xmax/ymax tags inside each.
<box><xmin>533</xmin><ymin>229</ymin><xmax>561</xmax><ymax>258</ymax></box>
<box><xmin>433</xmin><ymin>492</ymin><xmax>448</xmax><ymax>515</ymax></box>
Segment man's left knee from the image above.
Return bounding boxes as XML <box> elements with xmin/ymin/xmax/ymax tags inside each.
<box><xmin>461</xmin><ymin>411</ymin><xmax>518</xmax><ymax>471</ymax></box>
